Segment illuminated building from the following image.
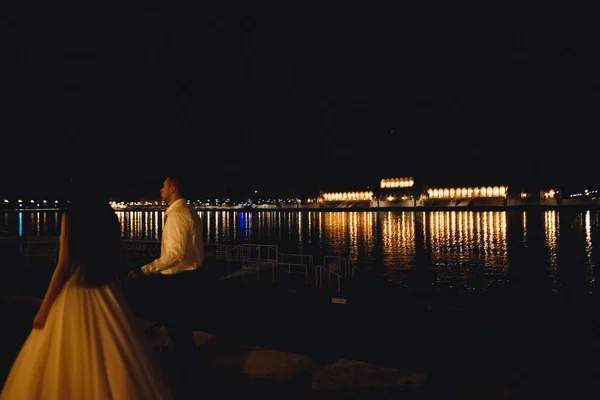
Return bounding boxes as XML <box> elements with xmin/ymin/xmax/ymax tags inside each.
<box><xmin>426</xmin><ymin>186</ymin><xmax>508</xmax><ymax>199</ymax></box>
<box><xmin>541</xmin><ymin>189</ymin><xmax>557</xmax><ymax>199</ymax></box>
<box><xmin>319</xmin><ymin>191</ymin><xmax>373</xmax><ymax>202</ymax></box>
<box><xmin>379</xmin><ymin>177</ymin><xmax>415</xmax><ymax>201</ymax></box>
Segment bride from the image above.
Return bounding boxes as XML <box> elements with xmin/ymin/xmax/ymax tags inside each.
<box><xmin>0</xmin><ymin>178</ymin><xmax>173</xmax><ymax>400</ymax></box>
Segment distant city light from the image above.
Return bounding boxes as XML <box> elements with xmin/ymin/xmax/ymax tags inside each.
<box><xmin>320</xmin><ymin>191</ymin><xmax>373</xmax><ymax>202</ymax></box>
<box><xmin>380</xmin><ymin>177</ymin><xmax>414</xmax><ymax>189</ymax></box>
<box><xmin>427</xmin><ymin>186</ymin><xmax>507</xmax><ymax>199</ymax></box>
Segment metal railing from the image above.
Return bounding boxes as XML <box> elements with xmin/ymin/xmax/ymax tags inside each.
<box><xmin>236</xmin><ymin>261</ymin><xmax>309</xmax><ymax>283</ymax></box>
<box><xmin>279</xmin><ymin>253</ymin><xmax>313</xmax><ymax>270</ymax></box>
<box><xmin>314</xmin><ymin>256</ymin><xmax>356</xmax><ymax>292</ymax></box>
<box><xmin>15</xmin><ymin>236</ymin><xmax>354</xmax><ymax>290</ymax></box>
<box><xmin>219</xmin><ymin>244</ymin><xmax>314</xmax><ymax>283</ymax></box>
<box><xmin>21</xmin><ymin>236</ymin><xmax>60</xmax><ymax>264</ymax></box>
<box><xmin>225</xmin><ymin>244</ymin><xmax>279</xmax><ymax>263</ymax></box>
<box><xmin>315</xmin><ymin>265</ymin><xmax>342</xmax><ymax>292</ymax></box>
<box><xmin>323</xmin><ymin>256</ymin><xmax>354</xmax><ymax>277</ymax></box>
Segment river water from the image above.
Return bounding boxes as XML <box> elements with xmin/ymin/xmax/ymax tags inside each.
<box><xmin>3</xmin><ymin>208</ymin><xmax>600</xmax><ymax>297</ymax></box>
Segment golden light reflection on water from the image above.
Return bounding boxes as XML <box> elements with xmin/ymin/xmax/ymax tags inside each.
<box><xmin>14</xmin><ymin>209</ymin><xmax>600</xmax><ymax>291</ymax></box>
<box><xmin>298</xmin><ymin>211</ymin><xmax>303</xmax><ymax>252</ymax></box>
<box><xmin>222</xmin><ymin>211</ymin><xmax>233</xmax><ymax>242</ymax></box>
<box><xmin>205</xmin><ymin>211</ymin><xmax>211</xmax><ymax>241</ymax></box>
<box><xmin>522</xmin><ymin>211</ymin><xmax>527</xmax><ymax>244</ymax></box>
<box><xmin>429</xmin><ymin>211</ymin><xmax>508</xmax><ymax>282</ymax></box>
<box><xmin>319</xmin><ymin>212</ymin><xmax>375</xmax><ymax>263</ymax></box>
<box><xmin>307</xmin><ymin>212</ymin><xmax>313</xmax><ymax>244</ymax></box>
<box><xmin>134</xmin><ymin>211</ymin><xmax>140</xmax><ymax>237</ymax></box>
<box><xmin>585</xmin><ymin>210</ymin><xmax>594</xmax><ymax>286</ymax></box>
<box><xmin>202</xmin><ymin>211</ymin><xmax>235</xmax><ymax>244</ymax></box>
<box><xmin>116</xmin><ymin>212</ymin><xmax>124</xmax><ymax>237</ymax></box>
<box><xmin>153</xmin><ymin>211</ymin><xmax>159</xmax><ymax>238</ymax></box>
<box><xmin>114</xmin><ymin>211</ymin><xmax>165</xmax><ymax>240</ymax></box>
<box><xmin>545</xmin><ymin>210</ymin><xmax>559</xmax><ymax>278</ymax></box>
<box><xmin>31</xmin><ymin>212</ymin><xmax>37</xmax><ymax>235</ymax></box>
<box><xmin>381</xmin><ymin>211</ymin><xmax>415</xmax><ymax>280</ymax></box>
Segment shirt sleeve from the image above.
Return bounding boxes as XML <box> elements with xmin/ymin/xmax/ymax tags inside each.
<box><xmin>141</xmin><ymin>212</ymin><xmax>190</xmax><ymax>274</ymax></box>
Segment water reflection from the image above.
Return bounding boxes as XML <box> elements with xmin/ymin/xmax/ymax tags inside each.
<box><xmin>318</xmin><ymin>212</ymin><xmax>375</xmax><ymax>264</ymax></box>
<box><xmin>427</xmin><ymin>211</ymin><xmax>508</xmax><ymax>284</ymax></box>
<box><xmin>545</xmin><ymin>210</ymin><xmax>559</xmax><ymax>279</ymax></box>
<box><xmin>114</xmin><ymin>211</ymin><xmax>165</xmax><ymax>240</ymax></box>
<box><xmin>381</xmin><ymin>211</ymin><xmax>416</xmax><ymax>281</ymax></box>
<box><xmin>584</xmin><ymin>211</ymin><xmax>594</xmax><ymax>288</ymax></box>
<box><xmin>7</xmin><ymin>209</ymin><xmax>600</xmax><ymax>293</ymax></box>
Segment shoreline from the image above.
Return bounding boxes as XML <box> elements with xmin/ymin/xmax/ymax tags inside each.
<box><xmin>7</xmin><ymin>203</ymin><xmax>600</xmax><ymax>213</ymax></box>
<box><xmin>2</xmin><ymin>265</ymin><xmax>596</xmax><ymax>399</ymax></box>
<box><xmin>111</xmin><ymin>203</ymin><xmax>600</xmax><ymax>212</ymax></box>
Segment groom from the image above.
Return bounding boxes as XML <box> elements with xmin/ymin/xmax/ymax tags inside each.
<box><xmin>126</xmin><ymin>174</ymin><xmax>205</xmax><ymax>396</ymax></box>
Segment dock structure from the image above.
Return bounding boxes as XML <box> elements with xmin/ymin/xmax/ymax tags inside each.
<box><xmin>5</xmin><ymin>237</ymin><xmax>356</xmax><ymax>295</ymax></box>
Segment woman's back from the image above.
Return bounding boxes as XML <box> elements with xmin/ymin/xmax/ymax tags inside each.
<box><xmin>0</xmin><ymin>181</ymin><xmax>174</xmax><ymax>399</ymax></box>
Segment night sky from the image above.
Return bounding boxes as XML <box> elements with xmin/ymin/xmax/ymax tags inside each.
<box><xmin>1</xmin><ymin>1</ymin><xmax>598</xmax><ymax>200</ymax></box>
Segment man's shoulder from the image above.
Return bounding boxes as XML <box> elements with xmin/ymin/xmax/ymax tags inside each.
<box><xmin>171</xmin><ymin>202</ymin><xmax>196</xmax><ymax>219</ymax></box>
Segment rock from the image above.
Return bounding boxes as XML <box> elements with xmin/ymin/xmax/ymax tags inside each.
<box><xmin>242</xmin><ymin>347</ymin><xmax>314</xmax><ymax>381</ymax></box>
<box><xmin>311</xmin><ymin>358</ymin><xmax>426</xmax><ymax>392</ymax></box>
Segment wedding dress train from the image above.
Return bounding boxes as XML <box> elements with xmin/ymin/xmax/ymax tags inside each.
<box><xmin>0</xmin><ymin>274</ymin><xmax>173</xmax><ymax>400</ymax></box>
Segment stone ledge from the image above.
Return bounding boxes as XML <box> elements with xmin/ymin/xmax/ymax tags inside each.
<box><xmin>241</xmin><ymin>347</ymin><xmax>314</xmax><ymax>381</ymax></box>
<box><xmin>138</xmin><ymin>319</ymin><xmax>536</xmax><ymax>398</ymax></box>
<box><xmin>139</xmin><ymin>319</ymin><xmax>315</xmax><ymax>381</ymax></box>
<box><xmin>311</xmin><ymin>358</ymin><xmax>427</xmax><ymax>392</ymax></box>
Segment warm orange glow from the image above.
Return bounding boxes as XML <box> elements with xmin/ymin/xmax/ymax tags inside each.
<box><xmin>427</xmin><ymin>186</ymin><xmax>508</xmax><ymax>199</ymax></box>
<box><xmin>320</xmin><ymin>191</ymin><xmax>374</xmax><ymax>202</ymax></box>
<box><xmin>380</xmin><ymin>177</ymin><xmax>414</xmax><ymax>189</ymax></box>
<box><xmin>542</xmin><ymin>189</ymin><xmax>556</xmax><ymax>199</ymax></box>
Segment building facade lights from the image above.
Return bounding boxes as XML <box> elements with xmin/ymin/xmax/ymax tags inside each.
<box><xmin>380</xmin><ymin>177</ymin><xmax>414</xmax><ymax>189</ymax></box>
<box><xmin>320</xmin><ymin>191</ymin><xmax>373</xmax><ymax>202</ymax></box>
<box><xmin>427</xmin><ymin>186</ymin><xmax>507</xmax><ymax>199</ymax></box>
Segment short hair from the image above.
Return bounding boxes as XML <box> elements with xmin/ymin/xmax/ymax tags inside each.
<box><xmin>166</xmin><ymin>175</ymin><xmax>187</xmax><ymax>198</ymax></box>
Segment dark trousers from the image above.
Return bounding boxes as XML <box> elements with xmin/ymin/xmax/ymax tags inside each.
<box><xmin>122</xmin><ymin>269</ymin><xmax>203</xmax><ymax>390</ymax></box>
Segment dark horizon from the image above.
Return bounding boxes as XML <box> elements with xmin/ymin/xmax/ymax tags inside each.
<box><xmin>1</xmin><ymin>171</ymin><xmax>599</xmax><ymax>201</ymax></box>
<box><xmin>2</xmin><ymin>2</ymin><xmax>597</xmax><ymax>200</ymax></box>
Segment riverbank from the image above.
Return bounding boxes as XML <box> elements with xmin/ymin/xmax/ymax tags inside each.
<box><xmin>3</xmin><ymin>256</ymin><xmax>600</xmax><ymax>399</ymax></box>
<box><xmin>1</xmin><ymin>295</ymin><xmax>543</xmax><ymax>399</ymax></box>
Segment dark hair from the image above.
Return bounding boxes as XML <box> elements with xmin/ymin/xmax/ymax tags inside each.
<box><xmin>69</xmin><ymin>175</ymin><xmax>110</xmax><ymax>204</ymax></box>
<box><xmin>166</xmin><ymin>174</ymin><xmax>187</xmax><ymax>198</ymax></box>
<box><xmin>64</xmin><ymin>177</ymin><xmax>122</xmax><ymax>286</ymax></box>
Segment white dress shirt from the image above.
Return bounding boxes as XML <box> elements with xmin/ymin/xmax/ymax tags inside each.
<box><xmin>141</xmin><ymin>198</ymin><xmax>204</xmax><ymax>275</ymax></box>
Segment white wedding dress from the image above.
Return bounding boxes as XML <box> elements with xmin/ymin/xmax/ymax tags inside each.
<box><xmin>0</xmin><ymin>274</ymin><xmax>173</xmax><ymax>400</ymax></box>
